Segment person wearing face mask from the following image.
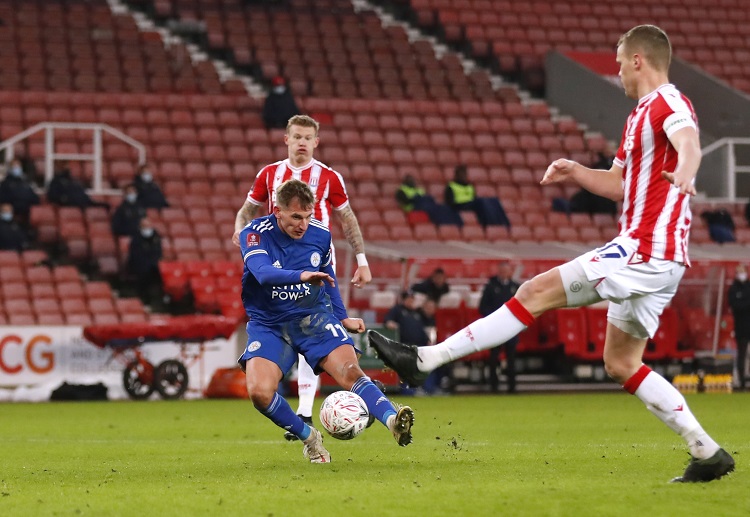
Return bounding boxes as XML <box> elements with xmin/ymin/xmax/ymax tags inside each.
<box><xmin>111</xmin><ymin>184</ymin><xmax>146</xmax><ymax>237</ymax></box>
<box><xmin>126</xmin><ymin>218</ymin><xmax>163</xmax><ymax>306</ymax></box>
<box><xmin>729</xmin><ymin>263</ymin><xmax>750</xmax><ymax>391</ymax></box>
<box><xmin>262</xmin><ymin>76</ymin><xmax>300</xmax><ymax>130</ymax></box>
<box><xmin>0</xmin><ymin>203</ymin><xmax>29</xmax><ymax>251</ymax></box>
<box><xmin>133</xmin><ymin>164</ymin><xmax>169</xmax><ymax>209</ymax></box>
<box><xmin>0</xmin><ymin>158</ymin><xmax>41</xmax><ymax>224</ymax></box>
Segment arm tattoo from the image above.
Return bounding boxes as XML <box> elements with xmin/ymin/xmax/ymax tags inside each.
<box><xmin>337</xmin><ymin>206</ymin><xmax>365</xmax><ymax>254</ymax></box>
<box><xmin>235</xmin><ymin>202</ymin><xmax>260</xmax><ymax>232</ymax></box>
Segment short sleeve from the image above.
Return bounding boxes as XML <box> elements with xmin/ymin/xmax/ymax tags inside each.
<box><xmin>247</xmin><ymin>168</ymin><xmax>270</xmax><ymax>205</ymax></box>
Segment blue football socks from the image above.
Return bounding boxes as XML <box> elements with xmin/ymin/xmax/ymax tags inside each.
<box><xmin>261</xmin><ymin>392</ymin><xmax>310</xmax><ymax>441</ymax></box>
<box><xmin>351</xmin><ymin>376</ymin><xmax>396</xmax><ymax>426</ymax></box>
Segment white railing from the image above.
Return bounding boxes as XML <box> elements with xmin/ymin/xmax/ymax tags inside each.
<box><xmin>700</xmin><ymin>137</ymin><xmax>750</xmax><ymax>199</ymax></box>
<box><xmin>0</xmin><ymin>122</ymin><xmax>146</xmax><ymax>194</ymax></box>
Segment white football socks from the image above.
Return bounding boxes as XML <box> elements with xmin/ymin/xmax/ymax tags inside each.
<box><xmin>295</xmin><ymin>355</ymin><xmax>319</xmax><ymax>418</ymax></box>
<box><xmin>632</xmin><ymin>369</ymin><xmax>719</xmax><ymax>459</ymax></box>
<box><xmin>417</xmin><ymin>305</ymin><xmax>527</xmax><ymax>372</ymax></box>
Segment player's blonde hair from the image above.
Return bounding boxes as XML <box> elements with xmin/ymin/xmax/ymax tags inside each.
<box><xmin>286</xmin><ymin>115</ymin><xmax>319</xmax><ymax>136</ymax></box>
<box><xmin>618</xmin><ymin>25</ymin><xmax>671</xmax><ymax>72</ymax></box>
<box><xmin>275</xmin><ymin>178</ymin><xmax>315</xmax><ymax>210</ymax></box>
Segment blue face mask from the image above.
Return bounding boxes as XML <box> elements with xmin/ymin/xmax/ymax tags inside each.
<box><xmin>141</xmin><ymin>173</ymin><xmax>152</xmax><ymax>183</ymax></box>
<box><xmin>1</xmin><ymin>212</ymin><xmax>13</xmax><ymax>221</ymax></box>
<box><xmin>125</xmin><ymin>193</ymin><xmax>137</xmax><ymax>203</ymax></box>
<box><xmin>10</xmin><ymin>167</ymin><xmax>22</xmax><ymax>176</ymax></box>
<box><xmin>141</xmin><ymin>228</ymin><xmax>154</xmax><ymax>238</ymax></box>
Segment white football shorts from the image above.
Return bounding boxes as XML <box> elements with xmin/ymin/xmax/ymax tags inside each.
<box><xmin>563</xmin><ymin>236</ymin><xmax>686</xmax><ymax>339</ymax></box>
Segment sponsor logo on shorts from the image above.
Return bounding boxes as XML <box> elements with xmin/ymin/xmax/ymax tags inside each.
<box><xmin>247</xmin><ymin>341</ymin><xmax>261</xmax><ymax>352</ymax></box>
<box><xmin>570</xmin><ymin>281</ymin><xmax>582</xmax><ymax>292</ymax></box>
<box><xmin>310</xmin><ymin>252</ymin><xmax>321</xmax><ymax>267</ymax></box>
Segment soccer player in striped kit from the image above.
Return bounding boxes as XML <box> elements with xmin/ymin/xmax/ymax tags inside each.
<box><xmin>368</xmin><ymin>25</ymin><xmax>734</xmax><ymax>483</ymax></box>
<box><xmin>233</xmin><ymin>115</ymin><xmax>372</xmax><ymax>441</ymax></box>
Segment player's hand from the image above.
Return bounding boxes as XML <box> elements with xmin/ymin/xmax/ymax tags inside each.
<box><xmin>232</xmin><ymin>230</ymin><xmax>241</xmax><ymax>247</ymax></box>
<box><xmin>342</xmin><ymin>317</ymin><xmax>366</xmax><ymax>334</ymax></box>
<box><xmin>351</xmin><ymin>265</ymin><xmax>372</xmax><ymax>288</ymax></box>
<box><xmin>541</xmin><ymin>158</ymin><xmax>576</xmax><ymax>185</ymax></box>
<box><xmin>300</xmin><ymin>271</ymin><xmax>335</xmax><ymax>287</ymax></box>
<box><xmin>661</xmin><ymin>170</ymin><xmax>696</xmax><ymax>196</ymax></box>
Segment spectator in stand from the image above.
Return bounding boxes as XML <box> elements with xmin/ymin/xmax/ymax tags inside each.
<box><xmin>445</xmin><ymin>164</ymin><xmax>509</xmax><ymax>227</ymax></box>
<box><xmin>133</xmin><ymin>164</ymin><xmax>169</xmax><ymax>210</ymax></box>
<box><xmin>396</xmin><ymin>174</ymin><xmax>433</xmax><ymax>213</ymax></box>
<box><xmin>126</xmin><ymin>218</ymin><xmax>163</xmax><ymax>306</ymax></box>
<box><xmin>729</xmin><ymin>263</ymin><xmax>750</xmax><ymax>391</ymax></box>
<box><xmin>46</xmin><ymin>161</ymin><xmax>108</xmax><ymax>210</ymax></box>
<box><xmin>411</xmin><ymin>267</ymin><xmax>449</xmax><ymax>303</ymax></box>
<box><xmin>0</xmin><ymin>203</ymin><xmax>28</xmax><ymax>251</ymax></box>
<box><xmin>384</xmin><ymin>291</ymin><xmax>444</xmax><ymax>394</ymax></box>
<box><xmin>444</xmin><ymin>164</ymin><xmax>477</xmax><ymax>215</ymax></box>
<box><xmin>111</xmin><ymin>184</ymin><xmax>146</xmax><ymax>237</ymax></box>
<box><xmin>262</xmin><ymin>76</ymin><xmax>301</xmax><ymax>130</ymax></box>
<box><xmin>384</xmin><ymin>290</ymin><xmax>431</xmax><ymax>349</ymax></box>
<box><xmin>478</xmin><ymin>260</ymin><xmax>520</xmax><ymax>393</ymax></box>
<box><xmin>0</xmin><ymin>158</ymin><xmax>40</xmax><ymax>224</ymax></box>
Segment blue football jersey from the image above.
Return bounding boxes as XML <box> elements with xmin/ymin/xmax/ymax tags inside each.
<box><xmin>238</xmin><ymin>214</ymin><xmax>346</xmax><ymax>325</ymax></box>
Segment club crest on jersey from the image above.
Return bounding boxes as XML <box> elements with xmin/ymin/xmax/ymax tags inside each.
<box><xmin>246</xmin><ymin>233</ymin><xmax>260</xmax><ymax>247</ymax></box>
<box><xmin>247</xmin><ymin>341</ymin><xmax>261</xmax><ymax>352</ymax></box>
<box><xmin>310</xmin><ymin>252</ymin><xmax>321</xmax><ymax>267</ymax></box>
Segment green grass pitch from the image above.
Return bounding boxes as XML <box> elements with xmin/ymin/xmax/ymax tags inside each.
<box><xmin>1</xmin><ymin>392</ymin><xmax>747</xmax><ymax>517</ymax></box>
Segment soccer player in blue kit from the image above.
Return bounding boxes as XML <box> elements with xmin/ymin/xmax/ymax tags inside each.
<box><xmin>237</xmin><ymin>179</ymin><xmax>414</xmax><ymax>463</ymax></box>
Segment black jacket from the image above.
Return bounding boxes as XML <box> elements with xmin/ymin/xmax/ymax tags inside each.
<box><xmin>0</xmin><ymin>176</ymin><xmax>40</xmax><ymax>217</ymax></box>
<box><xmin>479</xmin><ymin>276</ymin><xmax>519</xmax><ymax>317</ymax></box>
<box><xmin>729</xmin><ymin>279</ymin><xmax>750</xmax><ymax>339</ymax></box>
<box><xmin>111</xmin><ymin>201</ymin><xmax>146</xmax><ymax>237</ymax></box>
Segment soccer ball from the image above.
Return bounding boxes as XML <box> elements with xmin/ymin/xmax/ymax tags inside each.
<box><xmin>319</xmin><ymin>391</ymin><xmax>370</xmax><ymax>440</ymax></box>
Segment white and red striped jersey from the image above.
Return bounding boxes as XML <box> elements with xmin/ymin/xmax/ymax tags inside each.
<box><xmin>246</xmin><ymin>158</ymin><xmax>350</xmax><ymax>228</ymax></box>
<box><xmin>613</xmin><ymin>83</ymin><xmax>697</xmax><ymax>265</ymax></box>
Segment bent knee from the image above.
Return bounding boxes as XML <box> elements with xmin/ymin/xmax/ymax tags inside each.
<box><xmin>246</xmin><ymin>381</ymin><xmax>277</xmax><ymax>409</ymax></box>
<box><xmin>604</xmin><ymin>358</ymin><xmax>641</xmax><ymax>384</ymax></box>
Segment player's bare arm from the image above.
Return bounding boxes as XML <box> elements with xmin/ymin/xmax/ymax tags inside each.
<box><xmin>232</xmin><ymin>201</ymin><xmax>260</xmax><ymax>246</ymax></box>
<box><xmin>342</xmin><ymin>317</ymin><xmax>366</xmax><ymax>334</ymax></box>
<box><xmin>541</xmin><ymin>158</ymin><xmax>625</xmax><ymax>202</ymax></box>
<box><xmin>336</xmin><ymin>205</ymin><xmax>373</xmax><ymax>287</ymax></box>
<box><xmin>660</xmin><ymin>126</ymin><xmax>701</xmax><ymax>196</ymax></box>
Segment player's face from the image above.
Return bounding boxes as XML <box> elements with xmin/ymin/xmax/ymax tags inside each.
<box><xmin>616</xmin><ymin>44</ymin><xmax>638</xmax><ymax>100</ymax></box>
<box><xmin>274</xmin><ymin>197</ymin><xmax>314</xmax><ymax>239</ymax></box>
<box><xmin>285</xmin><ymin>125</ymin><xmax>319</xmax><ymax>166</ymax></box>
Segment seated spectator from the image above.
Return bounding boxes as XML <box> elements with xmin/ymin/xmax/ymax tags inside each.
<box><xmin>126</xmin><ymin>218</ymin><xmax>163</xmax><ymax>306</ymax></box>
<box><xmin>396</xmin><ymin>175</ymin><xmax>434</xmax><ymax>212</ymax></box>
<box><xmin>384</xmin><ymin>290</ymin><xmax>431</xmax><ymax>348</ymax></box>
<box><xmin>445</xmin><ymin>164</ymin><xmax>509</xmax><ymax>227</ymax></box>
<box><xmin>262</xmin><ymin>76</ymin><xmax>300</xmax><ymax>129</ymax></box>
<box><xmin>0</xmin><ymin>203</ymin><xmax>28</xmax><ymax>251</ymax></box>
<box><xmin>568</xmin><ymin>188</ymin><xmax>617</xmax><ymax>216</ymax></box>
<box><xmin>111</xmin><ymin>184</ymin><xmax>146</xmax><ymax>237</ymax></box>
<box><xmin>445</xmin><ymin>164</ymin><xmax>477</xmax><ymax>213</ymax></box>
<box><xmin>0</xmin><ymin>158</ymin><xmax>40</xmax><ymax>224</ymax></box>
<box><xmin>702</xmin><ymin>208</ymin><xmax>736</xmax><ymax>244</ymax></box>
<box><xmin>46</xmin><ymin>161</ymin><xmax>108</xmax><ymax>210</ymax></box>
<box><xmin>133</xmin><ymin>164</ymin><xmax>169</xmax><ymax>209</ymax></box>
<box><xmin>411</xmin><ymin>267</ymin><xmax>450</xmax><ymax>303</ymax></box>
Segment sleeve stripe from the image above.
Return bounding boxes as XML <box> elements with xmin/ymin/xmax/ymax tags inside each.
<box><xmin>243</xmin><ymin>249</ymin><xmax>268</xmax><ymax>261</ymax></box>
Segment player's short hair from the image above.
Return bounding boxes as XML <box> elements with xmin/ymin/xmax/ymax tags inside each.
<box><xmin>275</xmin><ymin>178</ymin><xmax>315</xmax><ymax>210</ymax></box>
<box><xmin>286</xmin><ymin>115</ymin><xmax>319</xmax><ymax>136</ymax></box>
<box><xmin>617</xmin><ymin>25</ymin><xmax>671</xmax><ymax>72</ymax></box>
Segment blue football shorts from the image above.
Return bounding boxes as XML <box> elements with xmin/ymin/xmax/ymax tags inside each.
<box><xmin>237</xmin><ymin>310</ymin><xmax>357</xmax><ymax>376</ymax></box>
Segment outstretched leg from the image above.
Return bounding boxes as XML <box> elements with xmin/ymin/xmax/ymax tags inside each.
<box><xmin>369</xmin><ymin>267</ymin><xmax>579</xmax><ymax>385</ymax></box>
